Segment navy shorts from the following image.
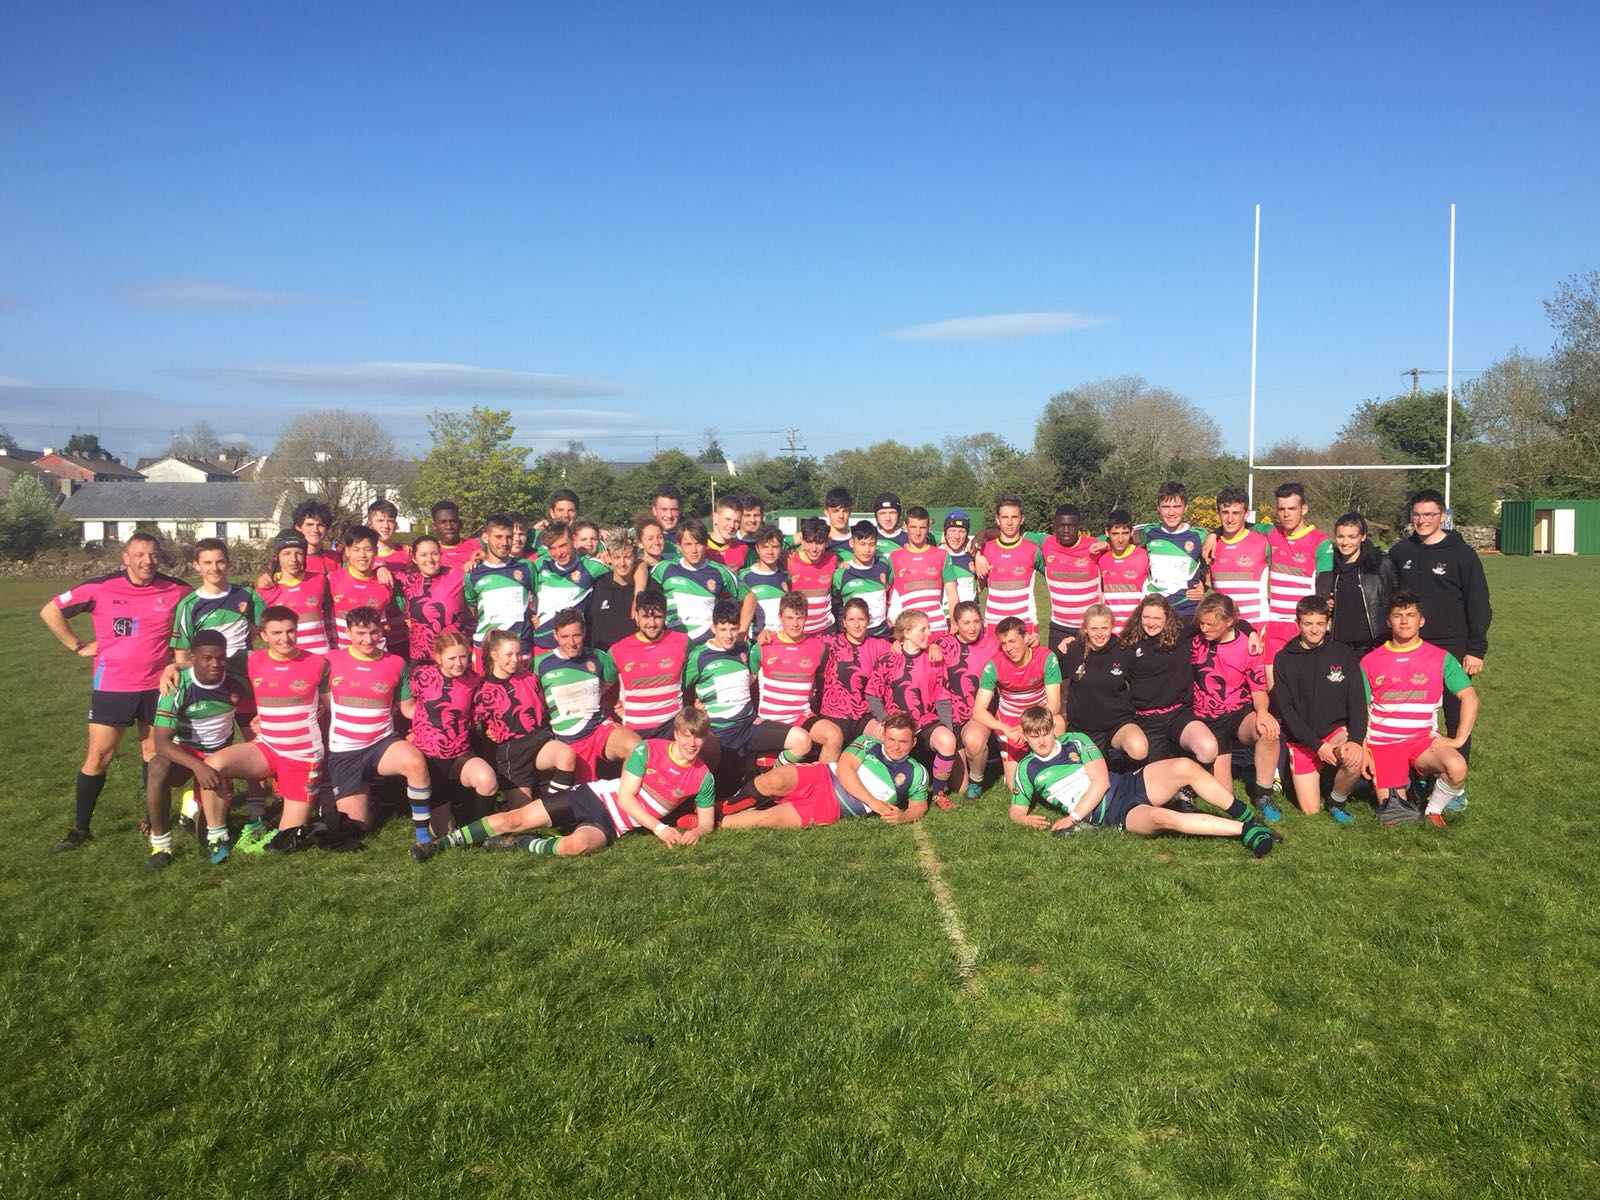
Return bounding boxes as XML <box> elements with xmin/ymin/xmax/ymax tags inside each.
<box><xmin>543</xmin><ymin>784</ymin><xmax>618</xmax><ymax>845</ymax></box>
<box><xmin>88</xmin><ymin>688</ymin><xmax>160</xmax><ymax>727</ymax></box>
<box><xmin>328</xmin><ymin>735</ymin><xmax>403</xmax><ymax>799</ymax></box>
<box><xmin>1095</xmin><ymin>770</ymin><xmax>1151</xmax><ymax>829</ymax></box>
<box><xmin>1135</xmin><ymin>706</ymin><xmax>1194</xmax><ymax>760</ymax></box>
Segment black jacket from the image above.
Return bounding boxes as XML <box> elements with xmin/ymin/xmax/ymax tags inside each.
<box><xmin>1270</xmin><ymin>636</ymin><xmax>1368</xmax><ymax>747</ymax></box>
<box><xmin>1314</xmin><ymin>540</ymin><xmax>1398</xmax><ymax>648</ymax></box>
<box><xmin>1388</xmin><ymin>530</ymin><xmax>1492</xmax><ymax>659</ymax></box>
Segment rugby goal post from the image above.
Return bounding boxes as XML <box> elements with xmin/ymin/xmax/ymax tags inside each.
<box><xmin>1246</xmin><ymin>203</ymin><xmax>1457</xmax><ymax>519</ymax></box>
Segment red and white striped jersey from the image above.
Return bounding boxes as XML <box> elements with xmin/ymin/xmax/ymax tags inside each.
<box><xmin>1210</xmin><ymin>529</ymin><xmax>1271</xmax><ymax>625</ymax></box>
<box><xmin>595</xmin><ymin>739</ymin><xmax>714</xmax><ymax>832</ymax></box>
<box><xmin>325</xmin><ymin>648</ymin><xmax>410</xmax><ymax>752</ymax></box>
<box><xmin>328</xmin><ymin>567</ymin><xmax>396</xmax><ymax>650</ymax></box>
<box><xmin>751</xmin><ymin>633</ymin><xmax>824</xmax><ymax>723</ymax></box>
<box><xmin>1360</xmin><ymin>639</ymin><xmax>1470</xmax><ymax>745</ymax></box>
<box><xmin>248</xmin><ymin>647</ymin><xmax>329</xmax><ymax>761</ymax></box>
<box><xmin>887</xmin><ymin>543</ymin><xmax>952</xmax><ymax>633</ymax></box>
<box><xmin>1040</xmin><ymin>533</ymin><xmax>1101</xmax><ymax>628</ymax></box>
<box><xmin>259</xmin><ymin>574</ymin><xmax>332</xmax><ymax>657</ymax></box>
<box><xmin>610</xmin><ymin>629</ymin><xmax>691</xmax><ymax>732</ymax></box>
<box><xmin>1265</xmin><ymin>525</ymin><xmax>1331</xmax><ymax>624</ymax></box>
<box><xmin>978</xmin><ymin>645</ymin><xmax>1062</xmax><ymax>722</ymax></box>
<box><xmin>787</xmin><ymin>550</ymin><xmax>839</xmax><ymax>636</ymax></box>
<box><xmin>982</xmin><ymin>538</ymin><xmax>1042</xmax><ymax>631</ymax></box>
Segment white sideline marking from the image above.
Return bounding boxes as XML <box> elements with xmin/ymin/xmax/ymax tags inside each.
<box><xmin>914</xmin><ymin>824</ymin><xmax>978</xmax><ymax>988</ymax></box>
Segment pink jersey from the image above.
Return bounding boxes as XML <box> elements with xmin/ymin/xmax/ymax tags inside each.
<box><xmin>610</xmin><ymin>630</ymin><xmax>691</xmax><ymax>732</ymax></box>
<box><xmin>597</xmin><ymin>739</ymin><xmax>713</xmax><ymax>833</ymax></box>
<box><xmin>935</xmin><ymin>630</ymin><xmax>999</xmax><ymax>725</ymax></box>
<box><xmin>328</xmin><ymin>568</ymin><xmax>397</xmax><ymax>650</ymax></box>
<box><xmin>438</xmin><ymin>537</ymin><xmax>482</xmax><ymax>572</ymax></box>
<box><xmin>1210</xmin><ymin>530</ymin><xmax>1271</xmax><ymax>625</ymax></box>
<box><xmin>1361</xmin><ymin>639</ymin><xmax>1469</xmax><ymax>745</ymax></box>
<box><xmin>325</xmin><ymin>648</ymin><xmax>410</xmax><ymax>752</ymax></box>
<box><xmin>1189</xmin><ymin>630</ymin><xmax>1265</xmax><ymax>719</ymax></box>
<box><xmin>752</xmin><ymin>633</ymin><xmax>825</xmax><ymax>723</ymax></box>
<box><xmin>303</xmin><ymin>548</ymin><xmax>342</xmax><ymax>577</ymax></box>
<box><xmin>981</xmin><ymin>538</ymin><xmax>1042</xmax><ymax>631</ymax></box>
<box><xmin>374</xmin><ymin>543</ymin><xmax>412</xmax><ymax>569</ymax></box>
<box><xmin>787</xmin><ymin>551</ymin><xmax>840</xmax><ymax>636</ymax></box>
<box><xmin>869</xmin><ymin>647</ymin><xmax>947</xmax><ymax>728</ymax></box>
<box><xmin>397</xmin><ymin>566</ymin><xmax>472</xmax><ymax>662</ymax></box>
<box><xmin>408</xmin><ymin>665</ymin><xmax>480</xmax><ymax>759</ymax></box>
<box><xmin>1040</xmin><ymin>533</ymin><xmax>1101</xmax><ymax>629</ymax></box>
<box><xmin>248</xmin><ymin>647</ymin><xmax>329</xmax><ymax>761</ymax></box>
<box><xmin>1098</xmin><ymin>546</ymin><xmax>1151</xmax><ymax>631</ymax></box>
<box><xmin>259</xmin><ymin>574</ymin><xmax>332</xmax><ymax>656</ymax></box>
<box><xmin>887</xmin><ymin>544</ymin><xmax>952</xmax><ymax>633</ymax></box>
<box><xmin>979</xmin><ymin>645</ymin><xmax>1061</xmax><ymax>722</ymax></box>
<box><xmin>53</xmin><ymin>571</ymin><xmax>191</xmax><ymax>692</ymax></box>
<box><xmin>1265</xmin><ymin>525</ymin><xmax>1330</xmax><ymax>624</ymax></box>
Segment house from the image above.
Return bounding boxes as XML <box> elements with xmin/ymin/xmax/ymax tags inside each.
<box><xmin>134</xmin><ymin>454</ymin><xmax>242</xmax><ymax>484</ymax></box>
<box><xmin>32</xmin><ymin>448</ymin><xmax>145</xmax><ymax>497</ymax></box>
<box><xmin>61</xmin><ymin>482</ymin><xmax>287</xmax><ymax>544</ymax></box>
<box><xmin>0</xmin><ymin>446</ymin><xmax>46</xmax><ymax>500</ymax></box>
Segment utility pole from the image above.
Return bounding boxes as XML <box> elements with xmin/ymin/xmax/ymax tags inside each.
<box><xmin>1400</xmin><ymin>367</ymin><xmax>1443</xmax><ymax>396</ymax></box>
<box><xmin>783</xmin><ymin>427</ymin><xmax>806</xmax><ymax>460</ymax></box>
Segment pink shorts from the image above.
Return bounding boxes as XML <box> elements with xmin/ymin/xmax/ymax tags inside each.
<box><xmin>568</xmin><ymin>720</ymin><xmax>621</xmax><ymax>784</ymax></box>
<box><xmin>786</xmin><ymin>763</ymin><xmax>843</xmax><ymax>828</ymax></box>
<box><xmin>257</xmin><ymin>742</ymin><xmax>323</xmax><ymax>806</ymax></box>
<box><xmin>1263</xmin><ymin>622</ymin><xmax>1298</xmax><ymax>665</ymax></box>
<box><xmin>1368</xmin><ymin>733</ymin><xmax>1435</xmax><ymax>790</ymax></box>
<box><xmin>1288</xmin><ymin>727</ymin><xmax>1346</xmax><ymax>776</ymax></box>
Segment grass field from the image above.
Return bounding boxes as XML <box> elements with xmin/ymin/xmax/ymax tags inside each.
<box><xmin>2</xmin><ymin>559</ymin><xmax>1597</xmax><ymax>1198</ymax></box>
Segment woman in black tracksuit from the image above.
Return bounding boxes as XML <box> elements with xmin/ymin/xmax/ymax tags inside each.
<box><xmin>1314</xmin><ymin>512</ymin><xmax>1398</xmax><ymax>654</ymax></box>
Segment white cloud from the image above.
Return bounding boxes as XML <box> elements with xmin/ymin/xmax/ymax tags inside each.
<box><xmin>125</xmin><ymin>278</ymin><xmax>323</xmax><ymax>308</ymax></box>
<box><xmin>172</xmin><ymin>360</ymin><xmax>626</xmax><ymax>398</ymax></box>
<box><xmin>885</xmin><ymin>311</ymin><xmax>1111</xmax><ymax>342</ymax></box>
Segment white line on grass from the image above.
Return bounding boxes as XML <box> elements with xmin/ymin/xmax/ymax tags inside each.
<box><xmin>914</xmin><ymin>823</ymin><xmax>978</xmax><ymax>989</ymax></box>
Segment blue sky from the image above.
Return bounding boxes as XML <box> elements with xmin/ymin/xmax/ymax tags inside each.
<box><xmin>2</xmin><ymin>2</ymin><xmax>1596</xmax><ymax>466</ymax></box>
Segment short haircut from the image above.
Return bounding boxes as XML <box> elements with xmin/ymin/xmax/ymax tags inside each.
<box><xmin>1335</xmin><ymin>511</ymin><xmax>1369</xmax><ymax>536</ymax></box>
<box><xmin>850</xmin><ymin>520</ymin><xmax>877</xmax><ymax>540</ymax></box>
<box><xmin>541</xmin><ymin>520</ymin><xmax>571</xmax><ymax>548</ymax></box>
<box><xmin>635</xmin><ymin>515</ymin><xmax>663</xmax><ymax>536</ymax></box>
<box><xmin>715</xmin><ymin>495</ymin><xmax>743</xmax><ymax>515</ymax></box>
<box><xmin>482</xmin><ymin>512</ymin><xmax>515</xmax><ymax>533</ymax></box>
<box><xmin>880</xmin><ymin>710</ymin><xmax>917</xmax><ymax>737</ymax></box>
<box><xmin>996</xmin><ymin>493</ymin><xmax>1023</xmax><ymax>515</ymax></box>
<box><xmin>824</xmin><ymin>486</ymin><xmax>853</xmax><ymax>510</ymax></box>
<box><xmin>431</xmin><ymin>631</ymin><xmax>472</xmax><ymax>658</ymax></box>
<box><xmin>1106</xmin><ymin>509</ymin><xmax>1133</xmax><ymax>530</ymax></box>
<box><xmin>634</xmin><ymin>588</ymin><xmax>667</xmax><ymax>615</ymax></box>
<box><xmin>549</xmin><ymin>488</ymin><xmax>580</xmax><ymax>510</ymax></box>
<box><xmin>1216</xmin><ymin>486</ymin><xmax>1249</xmax><ymax>509</ymax></box>
<box><xmin>293</xmin><ymin>499</ymin><xmax>334</xmax><ymax>527</ymax></box>
<box><xmin>905</xmin><ymin>506</ymin><xmax>930</xmax><ymax>522</ymax></box>
<box><xmin>712</xmin><ymin>599</ymin><xmax>742</xmax><ymax>627</ymax></box>
<box><xmin>799</xmin><ymin>517</ymin><xmax>828</xmax><ymax>543</ymax></box>
<box><xmin>739</xmin><ymin>491</ymin><xmax>763</xmax><ymax>511</ymax></box>
<box><xmin>410</xmin><ymin>534</ymin><xmax>440</xmax><ymax>552</ymax></box>
<box><xmin>1408</xmin><ymin>489</ymin><xmax>1446</xmax><ymax>513</ymax></box>
<box><xmin>1019</xmin><ymin>706</ymin><xmax>1058</xmax><ymax>738</ymax></box>
<box><xmin>677</xmin><ymin>518</ymin><xmax>708</xmax><ymax>544</ymax></box>
<box><xmin>951</xmin><ymin>600</ymin><xmax>982</xmax><ymax>625</ymax></box>
<box><xmin>430</xmin><ymin>500</ymin><xmax>460</xmax><ymax>518</ymax></box>
<box><xmin>674</xmin><ymin>707</ymin><xmax>711</xmax><ymax>738</ymax></box>
<box><xmin>651</xmin><ymin>483</ymin><xmax>682</xmax><ymax>504</ymax></box>
<box><xmin>573</xmin><ymin>519</ymin><xmax>600</xmax><ymax>539</ymax></box>
<box><xmin>1158</xmin><ymin>481</ymin><xmax>1188</xmax><ymax>502</ymax></box>
<box><xmin>191</xmin><ymin>537</ymin><xmax>229</xmax><ymax>560</ymax></box>
<box><xmin>551</xmin><ymin>607</ymin><xmax>585</xmax><ymax>632</ymax></box>
<box><xmin>1295</xmin><ymin>596</ymin><xmax>1328</xmax><ymax>620</ymax></box>
<box><xmin>259</xmin><ymin>605</ymin><xmax>297</xmax><ymax>630</ymax></box>
<box><xmin>996</xmin><ymin>616</ymin><xmax>1028</xmax><ymax>640</ymax></box>
<box><xmin>1387</xmin><ymin>589</ymin><xmax>1422</xmax><ymax>615</ymax></box>
<box><xmin>343</xmin><ymin>525</ymin><xmax>378</xmax><ymax>550</ymax></box>
<box><xmin>483</xmin><ymin>628</ymin><xmax>521</xmax><ymax>657</ymax></box>
<box><xmin>607</xmin><ymin>533</ymin><xmax>637</xmax><ymax>556</ymax></box>
<box><xmin>754</xmin><ymin>522</ymin><xmax>783</xmax><ymax>546</ymax></box>
<box><xmin>778</xmin><ymin>591</ymin><xmax>808</xmax><ymax>617</ymax></box>
<box><xmin>126</xmin><ymin>530</ymin><xmax>161</xmax><ymax>551</ymax></box>
<box><xmin>344</xmin><ymin>605</ymin><xmax>382</xmax><ymax>630</ymax></box>
<box><xmin>1053</xmin><ymin>504</ymin><xmax>1081</xmax><ymax>521</ymax></box>
<box><xmin>1274</xmin><ymin>481</ymin><xmax>1307</xmax><ymax>503</ymax></box>
<box><xmin>366</xmin><ymin>498</ymin><xmax>398</xmax><ymax>520</ymax></box>
<box><xmin>1195</xmin><ymin>591</ymin><xmax>1237</xmax><ymax>622</ymax></box>
<box><xmin>190</xmin><ymin>629</ymin><xmax>228</xmax><ymax>654</ymax></box>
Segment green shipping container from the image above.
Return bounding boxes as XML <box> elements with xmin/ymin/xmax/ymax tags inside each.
<box><xmin>1498</xmin><ymin>499</ymin><xmax>1600</xmax><ymax>556</ymax></box>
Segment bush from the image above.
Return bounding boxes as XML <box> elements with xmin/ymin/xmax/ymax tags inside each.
<box><xmin>0</xmin><ymin>476</ymin><xmax>75</xmax><ymax>561</ymax></box>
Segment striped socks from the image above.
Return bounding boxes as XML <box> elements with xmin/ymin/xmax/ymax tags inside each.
<box><xmin>407</xmin><ymin>784</ymin><xmax>434</xmax><ymax>844</ymax></box>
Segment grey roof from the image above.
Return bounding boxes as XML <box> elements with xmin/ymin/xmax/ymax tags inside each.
<box><xmin>0</xmin><ymin>456</ymin><xmax>42</xmax><ymax>475</ymax></box>
<box><xmin>61</xmin><ymin>482</ymin><xmax>283</xmax><ymax>520</ymax></box>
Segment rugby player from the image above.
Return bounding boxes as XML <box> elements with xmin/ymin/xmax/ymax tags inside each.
<box><xmin>147</xmin><ymin>630</ymin><xmax>243</xmax><ymax>867</ymax></box>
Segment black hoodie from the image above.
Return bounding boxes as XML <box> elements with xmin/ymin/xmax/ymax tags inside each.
<box><xmin>1388</xmin><ymin>530</ymin><xmax>1492</xmax><ymax>658</ymax></box>
<box><xmin>1271</xmin><ymin>635</ymin><xmax>1368</xmax><ymax>748</ymax></box>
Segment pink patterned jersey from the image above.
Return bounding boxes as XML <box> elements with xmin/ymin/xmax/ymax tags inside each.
<box><xmin>1264</xmin><ymin>525</ymin><xmax>1332</xmax><ymax>624</ymax></box>
<box><xmin>472</xmin><ymin>669</ymin><xmax>549</xmax><ymax>743</ymax></box>
<box><xmin>981</xmin><ymin>538</ymin><xmax>1042</xmax><ymax>631</ymax></box>
<box><xmin>818</xmin><ymin>633</ymin><xmax>891</xmax><ymax>721</ymax></box>
<box><xmin>1040</xmin><ymin>533</ymin><xmax>1102</xmax><ymax>629</ymax></box>
<box><xmin>1189</xmin><ymin>630</ymin><xmax>1266</xmax><ymax>719</ymax></box>
<box><xmin>1098</xmin><ymin>547</ymin><xmax>1151</xmax><ymax>631</ymax></box>
<box><xmin>325</xmin><ymin>649</ymin><xmax>410</xmax><ymax>752</ymax></box>
<box><xmin>259</xmin><ymin>574</ymin><xmax>332</xmax><ymax>657</ymax></box>
<box><xmin>887</xmin><ymin>544</ymin><xmax>952</xmax><ymax>633</ymax></box>
<box><xmin>610</xmin><ymin>630</ymin><xmax>691</xmax><ymax>732</ymax></box>
<box><xmin>397</xmin><ymin>566</ymin><xmax>472</xmax><ymax>662</ymax></box>
<box><xmin>869</xmin><ymin>647</ymin><xmax>947</xmax><ymax>728</ymax></box>
<box><xmin>751</xmin><ymin>634</ymin><xmax>825</xmax><ymax>723</ymax></box>
<box><xmin>53</xmin><ymin>571</ymin><xmax>191</xmax><ymax>691</ymax></box>
<box><xmin>934</xmin><ymin>630</ymin><xmax>999</xmax><ymax>725</ymax></box>
<box><xmin>328</xmin><ymin>568</ymin><xmax>397</xmax><ymax>650</ymax></box>
<box><xmin>978</xmin><ymin>645</ymin><xmax>1062</xmax><ymax>722</ymax></box>
<box><xmin>1360</xmin><ymin>640</ymin><xmax>1471</xmax><ymax>745</ymax></box>
<box><xmin>1210</xmin><ymin>530</ymin><xmax>1271</xmax><ymax>625</ymax></box>
<box><xmin>787</xmin><ymin>551</ymin><xmax>840</xmax><ymax>636</ymax></box>
<box><xmin>407</xmin><ymin>665</ymin><xmax>480</xmax><ymax>760</ymax></box>
<box><xmin>248</xmin><ymin>647</ymin><xmax>329</xmax><ymax>761</ymax></box>
<box><xmin>596</xmin><ymin>739</ymin><xmax>716</xmax><ymax>832</ymax></box>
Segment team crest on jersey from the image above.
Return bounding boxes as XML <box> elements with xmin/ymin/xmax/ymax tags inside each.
<box><xmin>1135</xmin><ymin>647</ymin><xmax>1144</xmax><ymax>657</ymax></box>
<box><xmin>1402</xmin><ymin>558</ymin><xmax>1414</xmax><ymax>569</ymax></box>
<box><xmin>1239</xmin><ymin>555</ymin><xmax>1255</xmax><ymax>567</ymax></box>
<box><xmin>331</xmin><ymin>675</ymin><xmax>343</xmax><ymax>686</ymax></box>
<box><xmin>799</xmin><ymin>656</ymin><xmax>813</xmax><ymax>668</ymax></box>
<box><xmin>894</xmin><ymin>772</ymin><xmax>906</xmax><ymax>785</ymax></box>
<box><xmin>586</xmin><ymin>661</ymin><xmax>597</xmax><ymax>674</ymax></box>
<box><xmin>1411</xmin><ymin>672</ymin><xmax>1429</xmax><ymax>685</ymax></box>
<box><xmin>237</xmin><ymin>601</ymin><xmax>249</xmax><ymax>612</ymax></box>
<box><xmin>1110</xmin><ymin>664</ymin><xmax>1124</xmax><ymax>676</ymax></box>
<box><xmin>1293</xmin><ymin>551</ymin><xmax>1306</xmax><ymax>564</ymax></box>
<box><xmin>252</xmin><ymin>676</ymin><xmax>265</xmax><ymax>686</ymax></box>
<box><xmin>1432</xmin><ymin>562</ymin><xmax>1447</xmax><ymax>575</ymax></box>
<box><xmin>658</xmin><ymin>656</ymin><xmax>674</xmax><ymax>668</ymax></box>
<box><xmin>1327</xmin><ymin>666</ymin><xmax>1345</xmax><ymax>683</ymax></box>
<box><xmin>1066</xmin><ymin>748</ymin><xmax>1081</xmax><ymax>763</ymax></box>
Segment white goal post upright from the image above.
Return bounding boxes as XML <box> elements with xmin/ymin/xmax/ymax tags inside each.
<box><xmin>1246</xmin><ymin>204</ymin><xmax>1457</xmax><ymax>520</ymax></box>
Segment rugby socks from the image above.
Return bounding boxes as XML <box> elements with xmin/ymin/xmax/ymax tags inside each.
<box><xmin>74</xmin><ymin>772</ymin><xmax>106</xmax><ymax>831</ymax></box>
<box><xmin>1240</xmin><ymin>819</ymin><xmax>1274</xmax><ymax>858</ymax></box>
<box><xmin>518</xmin><ymin>835</ymin><xmax>562</xmax><ymax>855</ymax></box>
<box><xmin>968</xmin><ymin>767</ymin><xmax>986</xmax><ymax>788</ymax></box>
<box><xmin>932</xmin><ymin>754</ymin><xmax>955</xmax><ymax>792</ymax></box>
<box><xmin>444</xmin><ymin>819</ymin><xmax>495</xmax><ymax>848</ymax></box>
<box><xmin>207</xmin><ymin>824</ymin><xmax>229</xmax><ymax>849</ymax></box>
<box><xmin>1330</xmin><ymin>788</ymin><xmax>1351</xmax><ymax>807</ymax></box>
<box><xmin>546</xmin><ymin>767</ymin><xmax>574</xmax><ymax>795</ymax></box>
<box><xmin>1222</xmin><ymin>797</ymin><xmax>1250</xmax><ymax>821</ymax></box>
<box><xmin>1427</xmin><ymin>780</ymin><xmax>1462</xmax><ymax>817</ymax></box>
<box><xmin>149</xmin><ymin>830</ymin><xmax>173</xmax><ymax>855</ymax></box>
<box><xmin>407</xmin><ymin>784</ymin><xmax>434</xmax><ymax>844</ymax></box>
<box><xmin>778</xmin><ymin>749</ymin><xmax>800</xmax><ymax>765</ymax></box>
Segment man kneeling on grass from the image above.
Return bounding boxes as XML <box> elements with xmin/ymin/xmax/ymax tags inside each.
<box><xmin>418</xmin><ymin>707</ymin><xmax>716</xmax><ymax>859</ymax></box>
<box><xmin>1008</xmin><ymin>706</ymin><xmax>1276</xmax><ymax>857</ymax></box>
<box><xmin>719</xmin><ymin>710</ymin><xmax>930</xmax><ymax>831</ymax></box>
<box><xmin>147</xmin><ymin>630</ymin><xmax>246</xmax><ymax>868</ymax></box>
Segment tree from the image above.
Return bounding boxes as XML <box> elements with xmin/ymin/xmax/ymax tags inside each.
<box><xmin>1033</xmin><ymin>393</ymin><xmax>1112</xmax><ymax>498</ymax></box>
<box><xmin>700</xmin><ymin>428</ymin><xmax>726</xmax><ymax>464</ymax></box>
<box><xmin>409</xmin><ymin>407</ymin><xmax>540</xmax><ymax>532</ymax></box>
<box><xmin>1462</xmin><ymin>349</ymin><xmax>1566</xmax><ymax>499</ymax></box>
<box><xmin>821</xmin><ymin>441</ymin><xmax>944</xmax><ymax>508</ymax></box>
<box><xmin>64</xmin><ymin>432</ymin><xmax>117</xmax><ymax>462</ymax></box>
<box><xmin>0</xmin><ymin>428</ymin><xmax>17</xmax><ymax>452</ymax></box>
<box><xmin>260</xmin><ymin>410</ymin><xmax>406</xmax><ymax>530</ymax></box>
<box><xmin>0</xmin><ymin>473</ymin><xmax>73</xmax><ymax>560</ymax></box>
<box><xmin>1544</xmin><ymin>271</ymin><xmax>1600</xmax><ymax>488</ymax></box>
<box><xmin>742</xmin><ymin>454</ymin><xmax>822</xmax><ymax>512</ymax></box>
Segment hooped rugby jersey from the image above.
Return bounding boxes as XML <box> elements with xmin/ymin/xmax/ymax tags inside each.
<box><xmin>593</xmin><ymin>738</ymin><xmax>716</xmax><ymax>833</ymax></box>
<box><xmin>1098</xmin><ymin>545</ymin><xmax>1152</xmax><ymax>630</ymax></box>
<box><xmin>786</xmin><ymin>549</ymin><xmax>840</xmax><ymax>636</ymax></box>
<box><xmin>1262</xmin><ymin>524</ymin><xmax>1333</xmax><ymax>625</ymax></box>
<box><xmin>750</xmin><ymin>633</ymin><xmax>825</xmax><ymax>724</ymax></box>
<box><xmin>610</xmin><ymin>629</ymin><xmax>691</xmax><ymax>732</ymax></box>
<box><xmin>248</xmin><ymin>647</ymin><xmax>330</xmax><ymax>761</ymax></box>
<box><xmin>170</xmin><ymin>584</ymin><xmax>264</xmax><ymax>679</ymax></box>
<box><xmin>325</xmin><ymin>648</ymin><xmax>411</xmax><ymax>752</ymax></box>
<box><xmin>259</xmin><ymin>573</ymin><xmax>332</xmax><ymax>656</ymax></box>
<box><xmin>1209</xmin><ymin>529</ymin><xmax>1271</xmax><ymax>625</ymax></box>
<box><xmin>981</xmin><ymin>537</ymin><xmax>1042</xmax><ymax>631</ymax></box>
<box><xmin>1038</xmin><ymin>532</ymin><xmax>1101</xmax><ymax>630</ymax></box>
<box><xmin>978</xmin><ymin>644</ymin><xmax>1061</xmax><ymax>722</ymax></box>
<box><xmin>1360</xmin><ymin>639</ymin><xmax>1471</xmax><ymax>745</ymax></box>
<box><xmin>328</xmin><ymin>567</ymin><xmax>398</xmax><ymax>650</ymax></box>
<box><xmin>887</xmin><ymin>543</ymin><xmax>958</xmax><ymax>633</ymax></box>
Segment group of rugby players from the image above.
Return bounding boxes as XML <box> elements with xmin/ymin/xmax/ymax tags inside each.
<box><xmin>40</xmin><ymin>475</ymin><xmax>1490</xmax><ymax>869</ymax></box>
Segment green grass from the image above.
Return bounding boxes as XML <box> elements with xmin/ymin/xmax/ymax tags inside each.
<box><xmin>2</xmin><ymin>559</ymin><xmax>1597</xmax><ymax>1198</ymax></box>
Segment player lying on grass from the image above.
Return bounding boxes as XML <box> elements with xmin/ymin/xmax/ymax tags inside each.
<box><xmin>1271</xmin><ymin>596</ymin><xmax>1367</xmax><ymax>824</ymax></box>
<box><xmin>1008</xmin><ymin>707</ymin><xmax>1276</xmax><ymax>857</ymax></box>
<box><xmin>418</xmin><ymin>707</ymin><xmax>716</xmax><ymax>859</ymax></box>
<box><xmin>147</xmin><ymin>630</ymin><xmax>244</xmax><ymax>868</ymax></box>
<box><xmin>719</xmin><ymin>710</ymin><xmax>931</xmax><ymax>830</ymax></box>
<box><xmin>1360</xmin><ymin>590</ymin><xmax>1477</xmax><ymax>830</ymax></box>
